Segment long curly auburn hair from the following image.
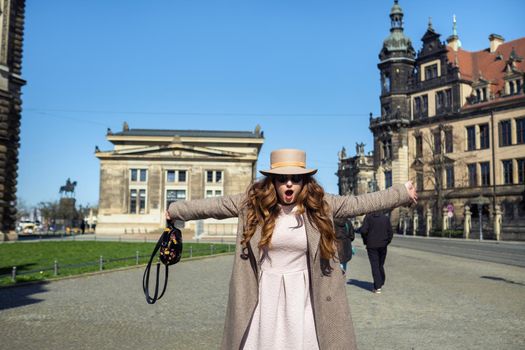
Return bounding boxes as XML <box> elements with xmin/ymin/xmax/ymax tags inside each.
<box><xmin>241</xmin><ymin>175</ymin><xmax>337</xmax><ymax>260</ymax></box>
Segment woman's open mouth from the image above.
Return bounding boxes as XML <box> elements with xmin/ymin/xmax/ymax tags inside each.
<box><xmin>284</xmin><ymin>190</ymin><xmax>294</xmax><ymax>201</ymax></box>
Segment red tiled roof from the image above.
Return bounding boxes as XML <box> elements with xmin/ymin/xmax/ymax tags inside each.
<box><xmin>446</xmin><ymin>37</ymin><xmax>525</xmax><ymax>99</ymax></box>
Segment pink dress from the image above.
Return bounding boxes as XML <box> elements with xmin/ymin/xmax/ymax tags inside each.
<box><xmin>243</xmin><ymin>206</ymin><xmax>319</xmax><ymax>350</ymax></box>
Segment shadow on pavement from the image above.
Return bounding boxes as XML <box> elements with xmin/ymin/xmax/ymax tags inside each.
<box><xmin>0</xmin><ymin>282</ymin><xmax>50</xmax><ymax>311</ymax></box>
<box><xmin>346</xmin><ymin>278</ymin><xmax>374</xmax><ymax>291</ymax></box>
<box><xmin>481</xmin><ymin>275</ymin><xmax>525</xmax><ymax>286</ymax></box>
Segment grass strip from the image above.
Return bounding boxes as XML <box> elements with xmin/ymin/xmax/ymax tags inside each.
<box><xmin>0</xmin><ymin>241</ymin><xmax>233</xmax><ymax>286</ymax></box>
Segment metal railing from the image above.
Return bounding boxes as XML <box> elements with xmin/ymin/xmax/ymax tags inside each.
<box><xmin>3</xmin><ymin>244</ymin><xmax>235</xmax><ymax>283</ymax></box>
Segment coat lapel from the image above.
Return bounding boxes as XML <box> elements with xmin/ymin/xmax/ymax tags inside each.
<box><xmin>248</xmin><ymin>224</ymin><xmax>262</xmax><ymax>277</ymax></box>
<box><xmin>303</xmin><ymin>213</ymin><xmax>320</xmax><ymax>262</ymax></box>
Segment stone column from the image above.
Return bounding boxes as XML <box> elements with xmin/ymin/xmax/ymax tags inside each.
<box><xmin>426</xmin><ymin>208</ymin><xmax>432</xmax><ymax>237</ymax></box>
<box><xmin>412</xmin><ymin>212</ymin><xmax>419</xmax><ymax>236</ymax></box>
<box><xmin>494</xmin><ymin>205</ymin><xmax>502</xmax><ymax>241</ymax></box>
<box><xmin>464</xmin><ymin>205</ymin><xmax>471</xmax><ymax>239</ymax></box>
<box><xmin>442</xmin><ymin>207</ymin><xmax>449</xmax><ymax>231</ymax></box>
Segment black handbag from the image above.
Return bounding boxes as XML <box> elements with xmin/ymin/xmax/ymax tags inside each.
<box><xmin>142</xmin><ymin>221</ymin><xmax>183</xmax><ymax>304</ymax></box>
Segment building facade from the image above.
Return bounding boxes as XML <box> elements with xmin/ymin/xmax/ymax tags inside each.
<box><xmin>0</xmin><ymin>0</ymin><xmax>26</xmax><ymax>241</ymax></box>
<box><xmin>369</xmin><ymin>1</ymin><xmax>525</xmax><ymax>239</ymax></box>
<box><xmin>337</xmin><ymin>143</ymin><xmax>375</xmax><ymax>196</ymax></box>
<box><xmin>95</xmin><ymin>124</ymin><xmax>264</xmax><ymax>236</ymax></box>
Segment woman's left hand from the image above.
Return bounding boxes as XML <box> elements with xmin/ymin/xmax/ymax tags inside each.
<box><xmin>404</xmin><ymin>181</ymin><xmax>418</xmax><ymax>204</ymax></box>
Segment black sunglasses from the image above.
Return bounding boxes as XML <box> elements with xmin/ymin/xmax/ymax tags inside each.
<box><xmin>275</xmin><ymin>175</ymin><xmax>304</xmax><ymax>183</ymax></box>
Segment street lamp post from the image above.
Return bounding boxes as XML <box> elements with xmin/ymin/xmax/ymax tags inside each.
<box><xmin>472</xmin><ymin>195</ymin><xmax>490</xmax><ymax>241</ymax></box>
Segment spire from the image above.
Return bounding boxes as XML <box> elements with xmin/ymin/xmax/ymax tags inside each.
<box><xmin>446</xmin><ymin>14</ymin><xmax>461</xmax><ymax>51</ymax></box>
<box><xmin>380</xmin><ymin>1</ymin><xmax>415</xmax><ymax>59</ymax></box>
<box><xmin>428</xmin><ymin>17</ymin><xmax>433</xmax><ymax>30</ymax></box>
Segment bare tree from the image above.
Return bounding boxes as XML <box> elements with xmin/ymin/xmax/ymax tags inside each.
<box><xmin>416</xmin><ymin>123</ymin><xmax>469</xmax><ymax>232</ymax></box>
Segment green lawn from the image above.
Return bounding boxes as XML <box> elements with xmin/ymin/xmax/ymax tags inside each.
<box><xmin>0</xmin><ymin>241</ymin><xmax>233</xmax><ymax>286</ymax></box>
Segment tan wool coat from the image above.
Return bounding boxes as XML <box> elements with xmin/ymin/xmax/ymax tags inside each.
<box><xmin>168</xmin><ymin>183</ymin><xmax>411</xmax><ymax>350</ymax></box>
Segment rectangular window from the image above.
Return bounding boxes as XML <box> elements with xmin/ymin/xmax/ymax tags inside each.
<box><xmin>166</xmin><ymin>170</ymin><xmax>187</xmax><ymax>183</ymax></box>
<box><xmin>166</xmin><ymin>189</ymin><xmax>186</xmax><ymax>209</ymax></box>
<box><xmin>206</xmin><ymin>171</ymin><xmax>214</xmax><ymax>183</ymax></box>
<box><xmin>434</xmin><ymin>131</ymin><xmax>442</xmax><ymax>154</ymax></box>
<box><xmin>166</xmin><ymin>170</ymin><xmax>176</xmax><ymax>183</ymax></box>
<box><xmin>416</xmin><ymin>172</ymin><xmax>424</xmax><ymax>191</ymax></box>
<box><xmin>384</xmin><ymin>171</ymin><xmax>392</xmax><ymax>189</ymax></box>
<box><xmin>129</xmin><ymin>189</ymin><xmax>146</xmax><ymax>214</ymax></box>
<box><xmin>445</xmin><ymin>129</ymin><xmax>453</xmax><ymax>153</ymax></box>
<box><xmin>414</xmin><ymin>97</ymin><xmax>421</xmax><ymax>118</ymax></box>
<box><xmin>500</xmin><ymin>120</ymin><xmax>512</xmax><ymax>146</ymax></box>
<box><xmin>140</xmin><ymin>169</ymin><xmax>147</xmax><ymax>182</ymax></box>
<box><xmin>130</xmin><ymin>189</ymin><xmax>137</xmax><ymax>214</ymax></box>
<box><xmin>467</xmin><ymin>126</ymin><xmax>476</xmax><ymax>151</ymax></box>
<box><xmin>445</xmin><ymin>89</ymin><xmax>452</xmax><ymax>107</ymax></box>
<box><xmin>178</xmin><ymin>170</ymin><xmax>186</xmax><ymax>182</ymax></box>
<box><xmin>517</xmin><ymin>118</ymin><xmax>525</xmax><ymax>144</ymax></box>
<box><xmin>502</xmin><ymin>160</ymin><xmax>513</xmax><ymax>185</ymax></box>
<box><xmin>422</xmin><ymin>95</ymin><xmax>428</xmax><ymax>117</ymax></box>
<box><xmin>206</xmin><ymin>170</ymin><xmax>223</xmax><ymax>183</ymax></box>
<box><xmin>480</xmin><ymin>162</ymin><xmax>490</xmax><ymax>186</ymax></box>
<box><xmin>479</xmin><ymin>124</ymin><xmax>490</xmax><ymax>149</ymax></box>
<box><xmin>518</xmin><ymin>159</ymin><xmax>525</xmax><ymax>184</ymax></box>
<box><xmin>205</xmin><ymin>189</ymin><xmax>222</xmax><ymax>198</ymax></box>
<box><xmin>415</xmin><ymin>135</ymin><xmax>423</xmax><ymax>158</ymax></box>
<box><xmin>468</xmin><ymin>164</ymin><xmax>477</xmax><ymax>187</ymax></box>
<box><xmin>139</xmin><ymin>189</ymin><xmax>146</xmax><ymax>214</ymax></box>
<box><xmin>446</xmin><ymin>166</ymin><xmax>455</xmax><ymax>188</ymax></box>
<box><xmin>436</xmin><ymin>91</ymin><xmax>444</xmax><ymax>110</ymax></box>
<box><xmin>131</xmin><ymin>168</ymin><xmax>147</xmax><ymax>182</ymax></box>
<box><xmin>425</xmin><ymin>64</ymin><xmax>438</xmax><ymax>80</ymax></box>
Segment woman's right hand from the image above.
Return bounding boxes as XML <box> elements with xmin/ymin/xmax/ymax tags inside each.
<box><xmin>165</xmin><ymin>211</ymin><xmax>172</xmax><ymax>221</ymax></box>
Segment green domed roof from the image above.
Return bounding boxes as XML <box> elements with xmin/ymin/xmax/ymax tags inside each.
<box><xmin>384</xmin><ymin>30</ymin><xmax>413</xmax><ymax>52</ymax></box>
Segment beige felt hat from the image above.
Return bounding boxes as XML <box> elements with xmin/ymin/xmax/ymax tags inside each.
<box><xmin>259</xmin><ymin>149</ymin><xmax>317</xmax><ymax>176</ymax></box>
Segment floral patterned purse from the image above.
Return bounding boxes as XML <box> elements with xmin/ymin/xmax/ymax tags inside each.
<box><xmin>142</xmin><ymin>221</ymin><xmax>183</xmax><ymax>304</ymax></box>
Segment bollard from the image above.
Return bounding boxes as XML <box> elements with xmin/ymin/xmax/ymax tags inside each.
<box><xmin>99</xmin><ymin>256</ymin><xmax>104</xmax><ymax>271</ymax></box>
<box><xmin>136</xmin><ymin>251</ymin><xmax>139</xmax><ymax>265</ymax></box>
<box><xmin>189</xmin><ymin>246</ymin><xmax>193</xmax><ymax>258</ymax></box>
<box><xmin>119</xmin><ymin>236</ymin><xmax>122</xmax><ymax>242</ymax></box>
<box><xmin>54</xmin><ymin>260</ymin><xmax>59</xmax><ymax>276</ymax></box>
<box><xmin>11</xmin><ymin>266</ymin><xmax>16</xmax><ymax>282</ymax></box>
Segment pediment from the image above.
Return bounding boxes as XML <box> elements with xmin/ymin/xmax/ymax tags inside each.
<box><xmin>111</xmin><ymin>144</ymin><xmax>247</xmax><ymax>158</ymax></box>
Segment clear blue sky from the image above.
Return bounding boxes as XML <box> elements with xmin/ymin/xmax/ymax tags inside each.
<box><xmin>18</xmin><ymin>0</ymin><xmax>524</xmax><ymax>208</ymax></box>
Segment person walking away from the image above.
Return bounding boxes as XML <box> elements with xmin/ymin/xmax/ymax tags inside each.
<box><xmin>360</xmin><ymin>211</ymin><xmax>393</xmax><ymax>294</ymax></box>
<box><xmin>334</xmin><ymin>218</ymin><xmax>354</xmax><ymax>275</ymax></box>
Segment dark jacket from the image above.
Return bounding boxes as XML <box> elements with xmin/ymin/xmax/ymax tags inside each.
<box><xmin>360</xmin><ymin>212</ymin><xmax>393</xmax><ymax>248</ymax></box>
<box><xmin>334</xmin><ymin>218</ymin><xmax>355</xmax><ymax>263</ymax></box>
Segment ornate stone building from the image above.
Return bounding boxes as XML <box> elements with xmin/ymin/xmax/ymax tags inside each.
<box><xmin>0</xmin><ymin>0</ymin><xmax>26</xmax><ymax>241</ymax></box>
<box><xmin>336</xmin><ymin>143</ymin><xmax>375</xmax><ymax>196</ymax></box>
<box><xmin>369</xmin><ymin>1</ymin><xmax>525</xmax><ymax>239</ymax></box>
<box><xmin>95</xmin><ymin>124</ymin><xmax>264</xmax><ymax>237</ymax></box>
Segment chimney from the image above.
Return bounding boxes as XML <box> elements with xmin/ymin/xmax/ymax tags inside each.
<box><xmin>489</xmin><ymin>34</ymin><xmax>504</xmax><ymax>53</ymax></box>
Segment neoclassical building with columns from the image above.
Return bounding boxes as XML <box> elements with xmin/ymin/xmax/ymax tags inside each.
<box><xmin>95</xmin><ymin>123</ymin><xmax>264</xmax><ymax>236</ymax></box>
<box><xmin>368</xmin><ymin>1</ymin><xmax>525</xmax><ymax>239</ymax></box>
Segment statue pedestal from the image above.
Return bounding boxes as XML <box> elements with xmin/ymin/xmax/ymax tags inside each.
<box><xmin>1</xmin><ymin>231</ymin><xmax>18</xmax><ymax>241</ymax></box>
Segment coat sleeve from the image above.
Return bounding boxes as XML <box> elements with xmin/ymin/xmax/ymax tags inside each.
<box><xmin>326</xmin><ymin>183</ymin><xmax>411</xmax><ymax>218</ymax></box>
<box><xmin>168</xmin><ymin>193</ymin><xmax>245</xmax><ymax>221</ymax></box>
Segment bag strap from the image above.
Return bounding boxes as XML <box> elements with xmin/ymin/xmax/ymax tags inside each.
<box><xmin>142</xmin><ymin>231</ymin><xmax>170</xmax><ymax>304</ymax></box>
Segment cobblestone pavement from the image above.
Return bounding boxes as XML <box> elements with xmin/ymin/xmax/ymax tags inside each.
<box><xmin>1</xmin><ymin>243</ymin><xmax>524</xmax><ymax>350</ymax></box>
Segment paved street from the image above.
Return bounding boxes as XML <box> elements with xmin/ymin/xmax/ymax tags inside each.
<box><xmin>0</xmin><ymin>241</ymin><xmax>524</xmax><ymax>350</ymax></box>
